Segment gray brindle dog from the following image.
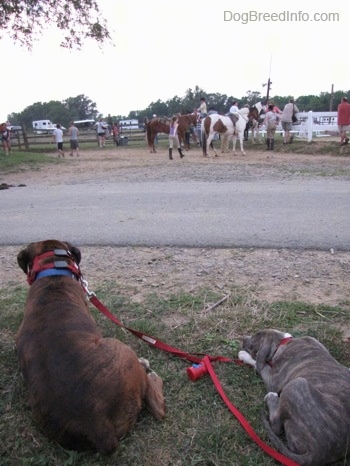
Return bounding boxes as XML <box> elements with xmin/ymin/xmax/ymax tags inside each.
<box><xmin>239</xmin><ymin>329</ymin><xmax>350</xmax><ymax>466</ymax></box>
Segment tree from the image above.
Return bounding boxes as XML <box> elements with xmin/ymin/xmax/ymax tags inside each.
<box><xmin>8</xmin><ymin>95</ymin><xmax>99</xmax><ymax>130</ymax></box>
<box><xmin>243</xmin><ymin>90</ymin><xmax>264</xmax><ymax>106</ymax></box>
<box><xmin>0</xmin><ymin>0</ymin><xmax>111</xmax><ymax>49</ymax></box>
<box><xmin>63</xmin><ymin>95</ymin><xmax>98</xmax><ymax>120</ymax></box>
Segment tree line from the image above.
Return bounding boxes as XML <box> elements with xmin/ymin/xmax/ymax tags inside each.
<box><xmin>8</xmin><ymin>86</ymin><xmax>350</xmax><ymax>131</ymax></box>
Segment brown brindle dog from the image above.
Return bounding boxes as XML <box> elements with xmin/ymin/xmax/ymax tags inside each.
<box><xmin>16</xmin><ymin>240</ymin><xmax>165</xmax><ymax>455</ymax></box>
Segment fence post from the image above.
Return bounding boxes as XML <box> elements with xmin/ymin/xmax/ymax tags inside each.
<box><xmin>21</xmin><ymin>123</ymin><xmax>29</xmax><ymax>150</ymax></box>
<box><xmin>307</xmin><ymin>111</ymin><xmax>313</xmax><ymax>142</ymax></box>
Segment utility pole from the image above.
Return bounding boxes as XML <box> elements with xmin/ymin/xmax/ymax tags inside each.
<box><xmin>263</xmin><ymin>55</ymin><xmax>273</xmax><ymax>103</ymax></box>
<box><xmin>262</xmin><ymin>77</ymin><xmax>272</xmax><ymax>103</ymax></box>
<box><xmin>329</xmin><ymin>84</ymin><xmax>334</xmax><ymax>111</ymax></box>
<box><xmin>266</xmin><ymin>78</ymin><xmax>272</xmax><ymax>103</ymax></box>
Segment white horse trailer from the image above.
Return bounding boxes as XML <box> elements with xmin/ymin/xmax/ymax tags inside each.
<box><xmin>32</xmin><ymin>120</ymin><xmax>66</xmax><ymax>134</ymax></box>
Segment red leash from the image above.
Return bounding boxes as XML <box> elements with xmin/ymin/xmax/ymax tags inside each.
<box><xmin>88</xmin><ymin>291</ymin><xmax>299</xmax><ymax>466</ymax></box>
<box><xmin>89</xmin><ymin>294</ymin><xmax>233</xmax><ymax>365</ymax></box>
<box><xmin>202</xmin><ymin>356</ymin><xmax>299</xmax><ymax>466</ymax></box>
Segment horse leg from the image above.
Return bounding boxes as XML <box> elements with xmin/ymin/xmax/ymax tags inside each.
<box><xmin>220</xmin><ymin>135</ymin><xmax>228</xmax><ymax>153</ymax></box>
<box><xmin>232</xmin><ymin>136</ymin><xmax>237</xmax><ymax>155</ymax></box>
<box><xmin>256</xmin><ymin>126</ymin><xmax>260</xmax><ymax>143</ymax></box>
<box><xmin>253</xmin><ymin>122</ymin><xmax>260</xmax><ymax>143</ymax></box>
<box><xmin>251</xmin><ymin>122</ymin><xmax>256</xmax><ymax>144</ymax></box>
<box><xmin>149</xmin><ymin>134</ymin><xmax>156</xmax><ymax>153</ymax></box>
<box><xmin>206</xmin><ymin>135</ymin><xmax>217</xmax><ymax>157</ymax></box>
<box><xmin>239</xmin><ymin>133</ymin><xmax>246</xmax><ymax>155</ymax></box>
<box><xmin>180</xmin><ymin>129</ymin><xmax>190</xmax><ymax>151</ymax></box>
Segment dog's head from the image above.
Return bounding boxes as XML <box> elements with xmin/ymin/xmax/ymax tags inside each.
<box><xmin>242</xmin><ymin>329</ymin><xmax>293</xmax><ymax>372</ymax></box>
<box><xmin>17</xmin><ymin>240</ymin><xmax>81</xmax><ymax>275</ymax></box>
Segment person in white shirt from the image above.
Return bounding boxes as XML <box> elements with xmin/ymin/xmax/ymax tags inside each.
<box><xmin>52</xmin><ymin>124</ymin><xmax>64</xmax><ymax>157</ymax></box>
<box><xmin>197</xmin><ymin>98</ymin><xmax>207</xmax><ymax>118</ymax></box>
<box><xmin>96</xmin><ymin>118</ymin><xmax>107</xmax><ymax>148</ymax></box>
<box><xmin>229</xmin><ymin>101</ymin><xmax>239</xmax><ymax>113</ymax></box>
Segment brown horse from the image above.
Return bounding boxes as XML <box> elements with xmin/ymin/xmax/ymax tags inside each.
<box><xmin>245</xmin><ymin>102</ymin><xmax>266</xmax><ymax>142</ymax></box>
<box><xmin>146</xmin><ymin>114</ymin><xmax>198</xmax><ymax>153</ymax></box>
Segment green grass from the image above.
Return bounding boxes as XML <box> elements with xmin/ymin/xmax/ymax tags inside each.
<box><xmin>1</xmin><ymin>282</ymin><xmax>349</xmax><ymax>466</ymax></box>
<box><xmin>0</xmin><ymin>150</ymin><xmax>62</xmax><ymax>175</ymax></box>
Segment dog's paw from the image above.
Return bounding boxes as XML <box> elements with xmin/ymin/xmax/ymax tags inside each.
<box><xmin>238</xmin><ymin>350</ymin><xmax>256</xmax><ymax>368</ymax></box>
<box><xmin>148</xmin><ymin>370</ymin><xmax>160</xmax><ymax>380</ymax></box>
<box><xmin>139</xmin><ymin>357</ymin><xmax>151</xmax><ymax>372</ymax></box>
<box><xmin>264</xmin><ymin>392</ymin><xmax>279</xmax><ymax>402</ymax></box>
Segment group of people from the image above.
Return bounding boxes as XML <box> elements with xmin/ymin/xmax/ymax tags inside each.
<box><xmin>262</xmin><ymin>99</ymin><xmax>299</xmax><ymax>150</ymax></box>
<box><xmin>198</xmin><ymin>94</ymin><xmax>350</xmax><ymax>150</ymax></box>
<box><xmin>51</xmin><ymin>119</ymin><xmax>121</xmax><ymax>157</ymax></box>
<box><xmin>263</xmin><ymin>96</ymin><xmax>350</xmax><ymax>149</ymax></box>
<box><xmin>194</xmin><ymin>96</ymin><xmax>301</xmax><ymax>151</ymax></box>
<box><xmin>52</xmin><ymin>122</ymin><xmax>80</xmax><ymax>158</ymax></box>
<box><xmin>96</xmin><ymin>119</ymin><xmax>120</xmax><ymax>148</ymax></box>
<box><xmin>7</xmin><ymin>96</ymin><xmax>350</xmax><ymax>159</ymax></box>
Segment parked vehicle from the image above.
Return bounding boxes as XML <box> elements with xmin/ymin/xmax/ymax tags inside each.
<box><xmin>32</xmin><ymin>120</ymin><xmax>66</xmax><ymax>134</ymax></box>
<box><xmin>73</xmin><ymin>120</ymin><xmax>96</xmax><ymax>130</ymax></box>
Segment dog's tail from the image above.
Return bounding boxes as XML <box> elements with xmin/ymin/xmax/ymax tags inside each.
<box><xmin>262</xmin><ymin>414</ymin><xmax>311</xmax><ymax>466</ymax></box>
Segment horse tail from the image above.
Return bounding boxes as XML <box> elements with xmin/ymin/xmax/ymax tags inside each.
<box><xmin>146</xmin><ymin>120</ymin><xmax>152</xmax><ymax>146</ymax></box>
<box><xmin>201</xmin><ymin>118</ymin><xmax>207</xmax><ymax>156</ymax></box>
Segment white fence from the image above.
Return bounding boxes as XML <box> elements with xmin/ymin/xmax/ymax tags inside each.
<box><xmin>261</xmin><ymin>111</ymin><xmax>339</xmax><ymax>142</ymax></box>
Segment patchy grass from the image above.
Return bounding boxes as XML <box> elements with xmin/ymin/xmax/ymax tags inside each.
<box><xmin>0</xmin><ymin>151</ymin><xmax>61</xmax><ymax>175</ymax></box>
<box><xmin>1</xmin><ymin>281</ymin><xmax>349</xmax><ymax>466</ymax></box>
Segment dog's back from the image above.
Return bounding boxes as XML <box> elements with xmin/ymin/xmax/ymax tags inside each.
<box><xmin>16</xmin><ymin>240</ymin><xmax>165</xmax><ymax>454</ymax></box>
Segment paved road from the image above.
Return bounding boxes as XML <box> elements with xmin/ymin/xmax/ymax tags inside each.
<box><xmin>1</xmin><ymin>178</ymin><xmax>349</xmax><ymax>249</ymax></box>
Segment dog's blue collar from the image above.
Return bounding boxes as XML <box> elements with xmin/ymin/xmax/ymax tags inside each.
<box><xmin>35</xmin><ymin>269</ymin><xmax>77</xmax><ymax>281</ymax></box>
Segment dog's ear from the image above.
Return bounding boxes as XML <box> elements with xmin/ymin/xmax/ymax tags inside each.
<box><xmin>17</xmin><ymin>248</ymin><xmax>30</xmax><ymax>274</ymax></box>
<box><xmin>65</xmin><ymin>242</ymin><xmax>81</xmax><ymax>264</ymax></box>
<box><xmin>256</xmin><ymin>344</ymin><xmax>273</xmax><ymax>373</ymax></box>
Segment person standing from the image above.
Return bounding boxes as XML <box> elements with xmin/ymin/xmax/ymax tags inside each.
<box><xmin>52</xmin><ymin>124</ymin><xmax>64</xmax><ymax>157</ymax></box>
<box><xmin>152</xmin><ymin>114</ymin><xmax>158</xmax><ymax>144</ymax></box>
<box><xmin>281</xmin><ymin>99</ymin><xmax>299</xmax><ymax>144</ymax></box>
<box><xmin>68</xmin><ymin>121</ymin><xmax>80</xmax><ymax>157</ymax></box>
<box><xmin>263</xmin><ymin>104</ymin><xmax>280</xmax><ymax>150</ymax></box>
<box><xmin>96</xmin><ymin>118</ymin><xmax>107</xmax><ymax>148</ymax></box>
<box><xmin>111</xmin><ymin>122</ymin><xmax>120</xmax><ymax>146</ymax></box>
<box><xmin>168</xmin><ymin>116</ymin><xmax>185</xmax><ymax>160</ymax></box>
<box><xmin>1</xmin><ymin>123</ymin><xmax>11</xmax><ymax>155</ymax></box>
<box><xmin>268</xmin><ymin>101</ymin><xmax>282</xmax><ymax>114</ymax></box>
<box><xmin>337</xmin><ymin>97</ymin><xmax>350</xmax><ymax>146</ymax></box>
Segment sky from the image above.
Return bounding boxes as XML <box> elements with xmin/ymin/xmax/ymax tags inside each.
<box><xmin>1</xmin><ymin>0</ymin><xmax>349</xmax><ymax>121</ymax></box>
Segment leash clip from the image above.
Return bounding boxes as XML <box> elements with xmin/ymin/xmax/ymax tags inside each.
<box><xmin>81</xmin><ymin>278</ymin><xmax>96</xmax><ymax>298</ymax></box>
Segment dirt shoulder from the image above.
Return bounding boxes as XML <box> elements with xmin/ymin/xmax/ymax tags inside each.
<box><xmin>1</xmin><ymin>144</ymin><xmax>349</xmax><ymax>313</ymax></box>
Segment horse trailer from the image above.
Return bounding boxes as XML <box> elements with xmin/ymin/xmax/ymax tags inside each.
<box><xmin>32</xmin><ymin>120</ymin><xmax>66</xmax><ymax>134</ymax></box>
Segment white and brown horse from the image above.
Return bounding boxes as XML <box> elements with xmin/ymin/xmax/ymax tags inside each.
<box><xmin>201</xmin><ymin>108</ymin><xmax>249</xmax><ymax>156</ymax></box>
